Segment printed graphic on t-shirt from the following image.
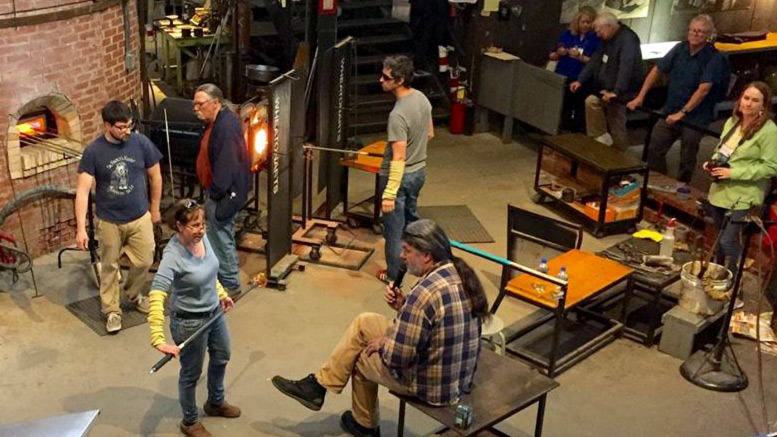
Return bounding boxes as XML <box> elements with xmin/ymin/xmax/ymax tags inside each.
<box><xmin>107</xmin><ymin>157</ymin><xmax>136</xmax><ymax>196</ymax></box>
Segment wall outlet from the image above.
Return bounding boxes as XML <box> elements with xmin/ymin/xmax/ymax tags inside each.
<box><xmin>125</xmin><ymin>53</ymin><xmax>136</xmax><ymax>71</ymax></box>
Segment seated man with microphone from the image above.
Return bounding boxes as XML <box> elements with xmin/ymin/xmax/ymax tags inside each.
<box><xmin>271</xmin><ymin>219</ymin><xmax>489</xmax><ymax>437</ymax></box>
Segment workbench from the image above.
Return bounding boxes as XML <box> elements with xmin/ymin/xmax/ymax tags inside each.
<box><xmin>535</xmin><ymin>134</ymin><xmax>648</xmax><ymax>237</ymax></box>
<box><xmin>339</xmin><ymin>141</ymin><xmax>385</xmax><ymax>232</ymax></box>
<box><xmin>502</xmin><ymin>249</ymin><xmax>634</xmax><ymax>377</ymax></box>
<box><xmin>159</xmin><ymin>26</ymin><xmax>228</xmax><ymax>94</ymax></box>
<box><xmin>598</xmin><ymin>236</ymin><xmax>693</xmax><ymax>346</ymax></box>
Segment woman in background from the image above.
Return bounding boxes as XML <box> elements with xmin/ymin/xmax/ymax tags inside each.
<box><xmin>703</xmin><ymin>81</ymin><xmax>777</xmax><ymax>276</ymax></box>
<box><xmin>550</xmin><ymin>6</ymin><xmax>600</xmax><ymax>133</ymax></box>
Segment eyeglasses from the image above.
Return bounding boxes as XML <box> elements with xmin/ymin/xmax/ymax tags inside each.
<box><xmin>380</xmin><ymin>73</ymin><xmax>396</xmax><ymax>82</ymax></box>
<box><xmin>184</xmin><ymin>222</ymin><xmax>206</xmax><ymax>231</ymax></box>
<box><xmin>688</xmin><ymin>28</ymin><xmax>709</xmax><ymax>35</ymax></box>
<box><xmin>193</xmin><ymin>99</ymin><xmax>214</xmax><ymax>108</ymax></box>
<box><xmin>112</xmin><ymin>123</ymin><xmax>133</xmax><ymax>131</ymax></box>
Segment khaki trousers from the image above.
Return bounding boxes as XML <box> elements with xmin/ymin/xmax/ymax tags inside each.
<box><xmin>96</xmin><ymin>212</ymin><xmax>155</xmax><ymax>315</ymax></box>
<box><xmin>585</xmin><ymin>94</ymin><xmax>629</xmax><ymax>151</ymax></box>
<box><xmin>315</xmin><ymin>312</ymin><xmax>412</xmax><ymax>429</ymax></box>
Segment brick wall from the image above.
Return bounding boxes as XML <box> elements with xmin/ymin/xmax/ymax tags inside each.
<box><xmin>0</xmin><ymin>0</ymin><xmax>141</xmax><ymax>258</ymax></box>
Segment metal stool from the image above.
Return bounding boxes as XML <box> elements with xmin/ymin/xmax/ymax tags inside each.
<box><xmin>481</xmin><ymin>314</ymin><xmax>506</xmax><ymax>355</ymax></box>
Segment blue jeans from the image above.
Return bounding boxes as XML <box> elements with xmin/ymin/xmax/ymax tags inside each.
<box><xmin>171</xmin><ymin>313</ymin><xmax>231</xmax><ymax>425</ymax></box>
<box><xmin>205</xmin><ymin>198</ymin><xmax>241</xmax><ymax>291</ymax></box>
<box><xmin>379</xmin><ymin>168</ymin><xmax>426</xmax><ymax>282</ymax></box>
<box><xmin>707</xmin><ymin>205</ymin><xmax>749</xmax><ymax>275</ymax></box>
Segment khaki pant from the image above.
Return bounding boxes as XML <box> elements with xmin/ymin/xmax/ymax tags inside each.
<box><xmin>96</xmin><ymin>212</ymin><xmax>155</xmax><ymax>315</ymax></box>
<box><xmin>315</xmin><ymin>313</ymin><xmax>412</xmax><ymax>429</ymax></box>
<box><xmin>585</xmin><ymin>94</ymin><xmax>629</xmax><ymax>151</ymax></box>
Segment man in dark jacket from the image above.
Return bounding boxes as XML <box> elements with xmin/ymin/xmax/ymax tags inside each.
<box><xmin>194</xmin><ymin>83</ymin><xmax>250</xmax><ymax>297</ymax></box>
<box><xmin>570</xmin><ymin>12</ymin><xmax>645</xmax><ymax>151</ymax></box>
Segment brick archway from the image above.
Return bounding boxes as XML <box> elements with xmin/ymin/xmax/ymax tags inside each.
<box><xmin>7</xmin><ymin>93</ymin><xmax>83</xmax><ymax>179</ymax></box>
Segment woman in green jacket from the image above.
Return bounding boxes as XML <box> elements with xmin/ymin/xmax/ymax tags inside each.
<box><xmin>703</xmin><ymin>81</ymin><xmax>777</xmax><ymax>274</ymax></box>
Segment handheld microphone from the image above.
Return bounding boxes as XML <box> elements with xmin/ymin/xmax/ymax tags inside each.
<box><xmin>393</xmin><ymin>266</ymin><xmax>407</xmax><ymax>290</ymax></box>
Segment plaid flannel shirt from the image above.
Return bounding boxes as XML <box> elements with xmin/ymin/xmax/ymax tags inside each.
<box><xmin>381</xmin><ymin>261</ymin><xmax>481</xmax><ymax>405</ymax></box>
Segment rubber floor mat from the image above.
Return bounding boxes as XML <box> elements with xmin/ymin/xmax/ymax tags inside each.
<box><xmin>66</xmin><ymin>287</ymin><xmax>253</xmax><ymax>336</ymax></box>
<box><xmin>418</xmin><ymin>205</ymin><xmax>494</xmax><ymax>243</ymax></box>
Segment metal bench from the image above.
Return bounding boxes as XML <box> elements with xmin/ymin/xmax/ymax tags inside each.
<box><xmin>391</xmin><ymin>349</ymin><xmax>558</xmax><ymax>436</ymax></box>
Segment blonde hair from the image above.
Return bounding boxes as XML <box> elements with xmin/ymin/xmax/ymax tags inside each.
<box><xmin>570</xmin><ymin>6</ymin><xmax>597</xmax><ymax>36</ymax></box>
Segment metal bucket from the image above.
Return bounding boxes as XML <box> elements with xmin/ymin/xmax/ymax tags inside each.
<box><xmin>245</xmin><ymin>64</ymin><xmax>280</xmax><ymax>83</ymax></box>
<box><xmin>679</xmin><ymin>261</ymin><xmax>733</xmax><ymax>316</ymax></box>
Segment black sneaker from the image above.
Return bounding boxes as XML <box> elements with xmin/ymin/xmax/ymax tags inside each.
<box><xmin>271</xmin><ymin>373</ymin><xmax>326</xmax><ymax>411</ymax></box>
<box><xmin>340</xmin><ymin>410</ymin><xmax>380</xmax><ymax>437</ymax></box>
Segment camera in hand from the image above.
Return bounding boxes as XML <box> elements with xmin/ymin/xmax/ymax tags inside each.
<box><xmin>708</xmin><ymin>158</ymin><xmax>730</xmax><ymax>181</ymax></box>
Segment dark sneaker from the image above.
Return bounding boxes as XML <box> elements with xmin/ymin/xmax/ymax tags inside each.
<box><xmin>203</xmin><ymin>400</ymin><xmax>241</xmax><ymax>418</ymax></box>
<box><xmin>180</xmin><ymin>421</ymin><xmax>212</xmax><ymax>437</ymax></box>
<box><xmin>340</xmin><ymin>410</ymin><xmax>380</xmax><ymax>437</ymax></box>
<box><xmin>271</xmin><ymin>373</ymin><xmax>326</xmax><ymax>411</ymax></box>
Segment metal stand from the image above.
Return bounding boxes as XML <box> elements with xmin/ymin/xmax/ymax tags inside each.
<box><xmin>679</xmin><ymin>217</ymin><xmax>762</xmax><ymax>392</ymax></box>
<box><xmin>293</xmin><ymin>147</ymin><xmax>339</xmax><ymax>261</ymax></box>
<box><xmin>293</xmin><ymin>145</ymin><xmax>377</xmax><ymax>266</ymax></box>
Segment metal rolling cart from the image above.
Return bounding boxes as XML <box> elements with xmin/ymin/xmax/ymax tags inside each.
<box><xmin>533</xmin><ymin>133</ymin><xmax>649</xmax><ymax>237</ymax></box>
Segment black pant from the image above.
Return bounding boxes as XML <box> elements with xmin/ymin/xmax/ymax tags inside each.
<box><xmin>562</xmin><ymin>80</ymin><xmax>589</xmax><ymax>133</ymax></box>
<box><xmin>646</xmin><ymin>118</ymin><xmax>706</xmax><ymax>183</ymax></box>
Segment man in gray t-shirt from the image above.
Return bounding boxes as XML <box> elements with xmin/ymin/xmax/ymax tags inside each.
<box><xmin>377</xmin><ymin>55</ymin><xmax>434</xmax><ymax>284</ymax></box>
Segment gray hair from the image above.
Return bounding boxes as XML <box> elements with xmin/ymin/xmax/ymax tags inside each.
<box><xmin>594</xmin><ymin>11</ymin><xmax>618</xmax><ymax>27</ymax></box>
<box><xmin>402</xmin><ymin>219</ymin><xmax>490</xmax><ymax>320</ymax></box>
<box><xmin>403</xmin><ymin>219</ymin><xmax>452</xmax><ymax>264</ymax></box>
<box><xmin>383</xmin><ymin>55</ymin><xmax>415</xmax><ymax>88</ymax></box>
<box><xmin>691</xmin><ymin>14</ymin><xmax>716</xmax><ymax>39</ymax></box>
<box><xmin>195</xmin><ymin>83</ymin><xmax>225</xmax><ymax>105</ymax></box>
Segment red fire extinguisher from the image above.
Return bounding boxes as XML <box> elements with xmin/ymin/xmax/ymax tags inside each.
<box><xmin>438</xmin><ymin>46</ymin><xmax>450</xmax><ymax>73</ymax></box>
<box><xmin>448</xmin><ymin>72</ymin><xmax>459</xmax><ymax>99</ymax></box>
<box><xmin>319</xmin><ymin>0</ymin><xmax>337</xmax><ymax>15</ymax></box>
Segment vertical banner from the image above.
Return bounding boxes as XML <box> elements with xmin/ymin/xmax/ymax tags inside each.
<box><xmin>325</xmin><ymin>37</ymin><xmax>354</xmax><ymax>218</ymax></box>
<box><xmin>267</xmin><ymin>71</ymin><xmax>295</xmax><ymax>274</ymax></box>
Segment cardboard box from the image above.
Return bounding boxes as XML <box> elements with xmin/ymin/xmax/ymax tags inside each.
<box><xmin>612</xmin><ymin>203</ymin><xmax>638</xmax><ymax>221</ymax></box>
<box><xmin>585</xmin><ymin>201</ymin><xmax>615</xmax><ymax>223</ymax></box>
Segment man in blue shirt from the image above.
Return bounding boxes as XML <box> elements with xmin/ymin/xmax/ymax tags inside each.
<box><xmin>76</xmin><ymin>101</ymin><xmax>163</xmax><ymax>333</ymax></box>
<box><xmin>627</xmin><ymin>15</ymin><xmax>728</xmax><ymax>183</ymax></box>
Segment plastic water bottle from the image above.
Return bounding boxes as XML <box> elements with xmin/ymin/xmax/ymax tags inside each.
<box><xmin>538</xmin><ymin>257</ymin><xmax>549</xmax><ymax>274</ymax></box>
<box><xmin>553</xmin><ymin>267</ymin><xmax>568</xmax><ymax>301</ymax></box>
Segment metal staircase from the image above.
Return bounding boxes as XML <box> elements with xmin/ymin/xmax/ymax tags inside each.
<box><xmin>337</xmin><ymin>0</ymin><xmax>449</xmax><ymax>137</ymax></box>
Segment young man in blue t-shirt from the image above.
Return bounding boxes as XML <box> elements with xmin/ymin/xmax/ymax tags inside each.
<box><xmin>75</xmin><ymin>101</ymin><xmax>163</xmax><ymax>334</ymax></box>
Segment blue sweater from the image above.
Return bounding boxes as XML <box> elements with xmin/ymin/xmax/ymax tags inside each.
<box><xmin>151</xmin><ymin>234</ymin><xmax>221</xmax><ymax>313</ymax></box>
<box><xmin>207</xmin><ymin>109</ymin><xmax>250</xmax><ymax>205</ymax></box>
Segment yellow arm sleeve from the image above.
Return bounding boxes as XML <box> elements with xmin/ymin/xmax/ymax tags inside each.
<box><xmin>148</xmin><ymin>290</ymin><xmax>167</xmax><ymax>347</ymax></box>
<box><xmin>216</xmin><ymin>280</ymin><xmax>228</xmax><ymax>300</ymax></box>
<box><xmin>382</xmin><ymin>160</ymin><xmax>406</xmax><ymax>200</ymax></box>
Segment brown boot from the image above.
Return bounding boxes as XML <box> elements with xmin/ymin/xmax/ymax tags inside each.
<box><xmin>203</xmin><ymin>400</ymin><xmax>241</xmax><ymax>418</ymax></box>
<box><xmin>180</xmin><ymin>421</ymin><xmax>212</xmax><ymax>437</ymax></box>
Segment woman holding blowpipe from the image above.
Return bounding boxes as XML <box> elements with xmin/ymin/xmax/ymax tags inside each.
<box><xmin>147</xmin><ymin>199</ymin><xmax>240</xmax><ymax>437</ymax></box>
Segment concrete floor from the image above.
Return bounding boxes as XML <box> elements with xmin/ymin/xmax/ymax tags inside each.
<box><xmin>1</xmin><ymin>129</ymin><xmax>776</xmax><ymax>436</ymax></box>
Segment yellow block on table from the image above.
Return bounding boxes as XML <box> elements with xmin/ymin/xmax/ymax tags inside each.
<box><xmin>355</xmin><ymin>141</ymin><xmax>386</xmax><ymax>169</ymax></box>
